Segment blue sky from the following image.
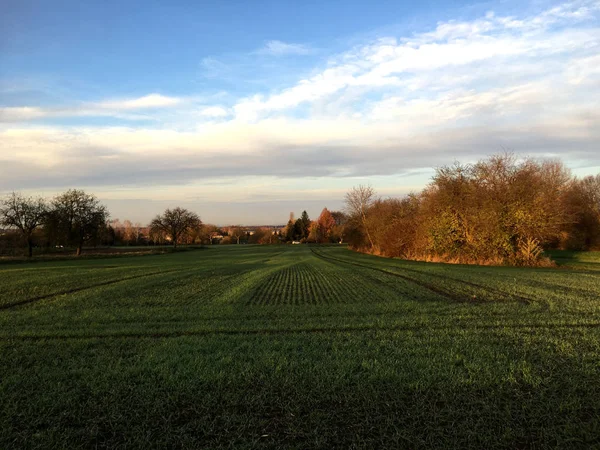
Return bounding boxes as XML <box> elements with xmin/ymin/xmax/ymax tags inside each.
<box><xmin>1</xmin><ymin>0</ymin><xmax>599</xmax><ymax>224</ymax></box>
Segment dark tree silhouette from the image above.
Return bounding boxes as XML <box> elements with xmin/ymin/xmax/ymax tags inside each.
<box><xmin>150</xmin><ymin>207</ymin><xmax>201</xmax><ymax>249</ymax></box>
<box><xmin>0</xmin><ymin>192</ymin><xmax>47</xmax><ymax>257</ymax></box>
<box><xmin>52</xmin><ymin>189</ymin><xmax>109</xmax><ymax>256</ymax></box>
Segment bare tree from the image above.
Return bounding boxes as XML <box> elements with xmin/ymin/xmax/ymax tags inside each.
<box><xmin>123</xmin><ymin>220</ymin><xmax>134</xmax><ymax>245</ymax></box>
<box><xmin>52</xmin><ymin>189</ymin><xmax>109</xmax><ymax>256</ymax></box>
<box><xmin>133</xmin><ymin>222</ymin><xmax>142</xmax><ymax>244</ymax></box>
<box><xmin>248</xmin><ymin>227</ymin><xmax>268</xmax><ymax>244</ymax></box>
<box><xmin>581</xmin><ymin>174</ymin><xmax>600</xmax><ymax>213</ymax></box>
<box><xmin>345</xmin><ymin>185</ymin><xmax>376</xmax><ymax>250</ymax></box>
<box><xmin>330</xmin><ymin>210</ymin><xmax>347</xmax><ymax>243</ymax></box>
<box><xmin>150</xmin><ymin>207</ymin><xmax>200</xmax><ymax>249</ymax></box>
<box><xmin>229</xmin><ymin>226</ymin><xmax>244</xmax><ymax>244</ymax></box>
<box><xmin>198</xmin><ymin>223</ymin><xmax>219</xmax><ymax>245</ymax></box>
<box><xmin>0</xmin><ymin>192</ymin><xmax>47</xmax><ymax>257</ymax></box>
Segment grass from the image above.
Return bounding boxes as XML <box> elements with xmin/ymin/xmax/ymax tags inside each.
<box><xmin>1</xmin><ymin>245</ymin><xmax>600</xmax><ymax>448</ymax></box>
<box><xmin>0</xmin><ymin>245</ymin><xmax>202</xmax><ymax>264</ymax></box>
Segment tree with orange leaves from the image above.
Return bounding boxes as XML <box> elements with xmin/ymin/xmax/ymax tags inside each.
<box><xmin>316</xmin><ymin>208</ymin><xmax>336</xmax><ymax>243</ymax></box>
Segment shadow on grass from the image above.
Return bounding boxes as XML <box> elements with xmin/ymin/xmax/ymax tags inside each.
<box><xmin>1</xmin><ymin>338</ymin><xmax>598</xmax><ymax>449</ymax></box>
<box><xmin>0</xmin><ymin>245</ymin><xmax>207</xmax><ymax>265</ymax></box>
<box><xmin>4</xmin><ymin>320</ymin><xmax>599</xmax><ymax>341</ymax></box>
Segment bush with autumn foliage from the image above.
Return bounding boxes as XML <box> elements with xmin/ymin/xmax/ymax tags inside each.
<box><xmin>344</xmin><ymin>154</ymin><xmax>600</xmax><ymax>266</ymax></box>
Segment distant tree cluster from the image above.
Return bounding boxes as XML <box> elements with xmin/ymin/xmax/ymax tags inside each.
<box><xmin>0</xmin><ymin>187</ymin><xmax>288</xmax><ymax>255</ymax></box>
<box><xmin>343</xmin><ymin>154</ymin><xmax>600</xmax><ymax>266</ymax></box>
<box><xmin>284</xmin><ymin>211</ymin><xmax>311</xmax><ymax>242</ymax></box>
<box><xmin>0</xmin><ymin>191</ymin><xmax>207</xmax><ymax>257</ymax></box>
<box><xmin>107</xmin><ymin>219</ymin><xmax>147</xmax><ymax>246</ymax></box>
<box><xmin>1</xmin><ymin>189</ymin><xmax>108</xmax><ymax>257</ymax></box>
<box><xmin>281</xmin><ymin>209</ymin><xmax>346</xmax><ymax>244</ymax></box>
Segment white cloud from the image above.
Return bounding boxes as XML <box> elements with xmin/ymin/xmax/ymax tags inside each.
<box><xmin>0</xmin><ymin>107</ymin><xmax>46</xmax><ymax>122</ymax></box>
<box><xmin>566</xmin><ymin>53</ymin><xmax>600</xmax><ymax>84</ymax></box>
<box><xmin>0</xmin><ymin>94</ymin><xmax>183</xmax><ymax>123</ymax></box>
<box><xmin>96</xmin><ymin>93</ymin><xmax>182</xmax><ymax>110</ymax></box>
<box><xmin>200</xmin><ymin>57</ymin><xmax>230</xmax><ymax>78</ymax></box>
<box><xmin>233</xmin><ymin>64</ymin><xmax>360</xmax><ymax>121</ymax></box>
<box><xmin>199</xmin><ymin>106</ymin><xmax>229</xmax><ymax>117</ymax></box>
<box><xmin>258</xmin><ymin>40</ymin><xmax>313</xmax><ymax>56</ymax></box>
<box><xmin>229</xmin><ymin>0</ymin><xmax>600</xmax><ymax>122</ymax></box>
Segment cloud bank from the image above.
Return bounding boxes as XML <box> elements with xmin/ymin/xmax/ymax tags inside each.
<box><xmin>1</xmin><ymin>0</ymin><xmax>599</xmax><ymax>222</ymax></box>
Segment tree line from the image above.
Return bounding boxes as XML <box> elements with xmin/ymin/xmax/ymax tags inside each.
<box><xmin>1</xmin><ymin>189</ymin><xmax>108</xmax><ymax>257</ymax></box>
<box><xmin>0</xmin><ymin>188</ymin><xmax>319</xmax><ymax>256</ymax></box>
<box><xmin>342</xmin><ymin>154</ymin><xmax>600</xmax><ymax>265</ymax></box>
<box><xmin>0</xmin><ymin>189</ymin><xmax>347</xmax><ymax>256</ymax></box>
<box><xmin>0</xmin><ymin>191</ymin><xmax>205</xmax><ymax>256</ymax></box>
<box><xmin>2</xmin><ymin>153</ymin><xmax>598</xmax><ymax>264</ymax></box>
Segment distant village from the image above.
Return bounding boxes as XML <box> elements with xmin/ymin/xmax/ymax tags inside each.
<box><xmin>87</xmin><ymin>221</ymin><xmax>288</xmax><ymax>246</ymax></box>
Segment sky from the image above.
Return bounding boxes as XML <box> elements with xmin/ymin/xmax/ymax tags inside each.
<box><xmin>1</xmin><ymin>0</ymin><xmax>599</xmax><ymax>225</ymax></box>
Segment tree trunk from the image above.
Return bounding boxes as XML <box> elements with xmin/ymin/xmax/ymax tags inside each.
<box><xmin>27</xmin><ymin>237</ymin><xmax>33</xmax><ymax>258</ymax></box>
<box><xmin>77</xmin><ymin>230</ymin><xmax>84</xmax><ymax>256</ymax></box>
<box><xmin>362</xmin><ymin>213</ymin><xmax>375</xmax><ymax>250</ymax></box>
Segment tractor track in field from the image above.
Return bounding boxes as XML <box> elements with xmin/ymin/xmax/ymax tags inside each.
<box><xmin>310</xmin><ymin>249</ymin><xmax>533</xmax><ymax>305</ymax></box>
<box><xmin>310</xmin><ymin>248</ymin><xmax>465</xmax><ymax>303</ymax></box>
<box><xmin>0</xmin><ymin>267</ymin><xmax>193</xmax><ymax>311</ymax></box>
<box><xmin>380</xmin><ymin>263</ymin><xmax>537</xmax><ymax>306</ymax></box>
<box><xmin>483</xmin><ymin>271</ymin><xmax>600</xmax><ymax>300</ymax></box>
<box><xmin>2</xmin><ymin>321</ymin><xmax>599</xmax><ymax>341</ymax></box>
<box><xmin>176</xmin><ymin>265</ymin><xmax>266</xmax><ymax>304</ymax></box>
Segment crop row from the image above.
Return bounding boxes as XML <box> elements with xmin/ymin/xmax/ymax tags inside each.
<box><xmin>248</xmin><ymin>261</ymin><xmax>390</xmax><ymax>305</ymax></box>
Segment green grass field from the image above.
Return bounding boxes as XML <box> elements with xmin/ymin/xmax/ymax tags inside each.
<box><xmin>1</xmin><ymin>245</ymin><xmax>600</xmax><ymax>449</ymax></box>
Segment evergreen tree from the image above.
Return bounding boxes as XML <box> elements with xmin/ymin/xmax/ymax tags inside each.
<box><xmin>300</xmin><ymin>210</ymin><xmax>311</xmax><ymax>239</ymax></box>
<box><xmin>293</xmin><ymin>218</ymin><xmax>303</xmax><ymax>240</ymax></box>
<box><xmin>285</xmin><ymin>220</ymin><xmax>295</xmax><ymax>241</ymax></box>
